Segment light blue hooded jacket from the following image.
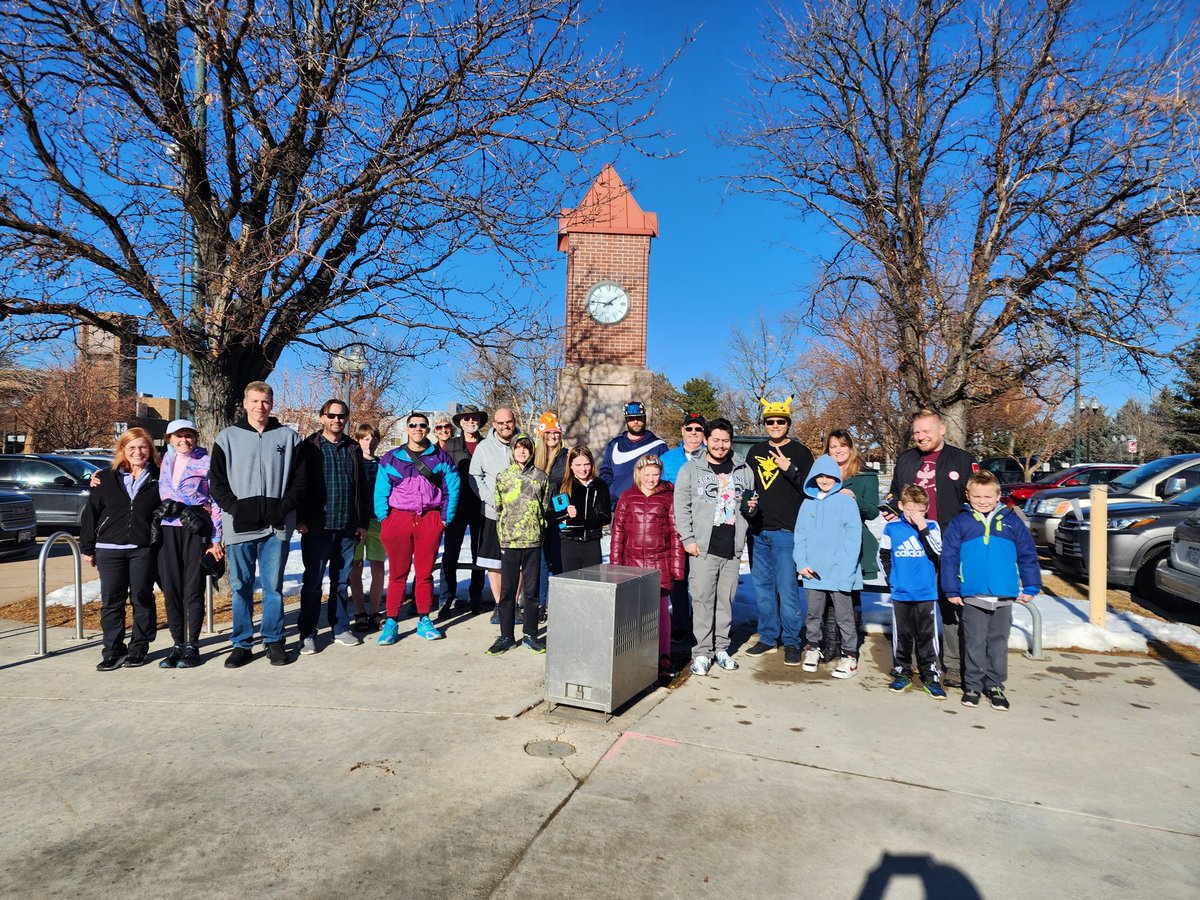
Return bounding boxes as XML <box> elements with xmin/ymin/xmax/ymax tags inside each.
<box><xmin>792</xmin><ymin>454</ymin><xmax>863</xmax><ymax>591</ymax></box>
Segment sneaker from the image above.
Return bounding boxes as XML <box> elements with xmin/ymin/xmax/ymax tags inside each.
<box><xmin>888</xmin><ymin>674</ymin><xmax>913</xmax><ymax>693</ymax></box>
<box><xmin>265</xmin><ymin>641</ymin><xmax>289</xmax><ymax>666</ymax></box>
<box><xmin>744</xmin><ymin>641</ymin><xmax>776</xmax><ymax>657</ymax></box>
<box><xmin>487</xmin><ymin>635</ymin><xmax>516</xmax><ymax>656</ymax></box>
<box><xmin>436</xmin><ymin>602</ymin><xmax>455</xmax><ymax>622</ymax></box>
<box><xmin>415</xmin><ymin>615</ymin><xmax>444</xmax><ymax>641</ymax></box>
<box><xmin>801</xmin><ymin>647</ymin><xmax>821</xmax><ymax>672</ymax></box>
<box><xmin>177</xmin><ymin>644</ymin><xmax>200</xmax><ymax>668</ymax></box>
<box><xmin>961</xmin><ymin>690</ymin><xmax>981</xmax><ymax>708</ymax></box>
<box><xmin>335</xmin><ymin>630</ymin><xmax>362</xmax><ymax>647</ymax></box>
<box><xmin>122</xmin><ymin>650</ymin><xmax>147</xmax><ymax>668</ymax></box>
<box><xmin>377</xmin><ymin>618</ymin><xmax>399</xmax><ymax>646</ymax></box>
<box><xmin>159</xmin><ymin>645</ymin><xmax>184</xmax><ymax>669</ymax></box>
<box><xmin>783</xmin><ymin>646</ymin><xmax>802</xmax><ymax>667</ymax></box>
<box><xmin>987</xmin><ymin>687</ymin><xmax>1010</xmax><ymax>711</ymax></box>
<box><xmin>224</xmin><ymin>646</ymin><xmax>253</xmax><ymax>669</ymax></box>
<box><xmin>923</xmin><ymin>681</ymin><xmax>947</xmax><ymax>700</ymax></box>
<box><xmin>690</xmin><ymin>656</ymin><xmax>711</xmax><ymax>676</ymax></box>
<box><xmin>714</xmin><ymin>650</ymin><xmax>739</xmax><ymax>671</ymax></box>
<box><xmin>659</xmin><ymin>655</ymin><xmax>674</xmax><ymax>678</ymax></box>
<box><xmin>522</xmin><ymin>635</ymin><xmax>546</xmax><ymax>653</ymax></box>
<box><xmin>299</xmin><ymin>635</ymin><xmax>318</xmax><ymax>655</ymax></box>
<box><xmin>489</xmin><ymin>610</ymin><xmax>501</xmax><ymax>625</ymax></box>
<box><xmin>831</xmin><ymin>656</ymin><xmax>858</xmax><ymax>679</ymax></box>
<box><xmin>96</xmin><ymin>655</ymin><xmax>124</xmax><ymax>672</ymax></box>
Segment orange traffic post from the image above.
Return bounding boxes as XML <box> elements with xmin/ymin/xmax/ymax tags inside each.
<box><xmin>1088</xmin><ymin>485</ymin><xmax>1107</xmax><ymax>628</ymax></box>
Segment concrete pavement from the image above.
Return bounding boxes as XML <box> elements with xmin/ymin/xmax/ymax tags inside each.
<box><xmin>1</xmin><ymin>604</ymin><xmax>1196</xmax><ymax>899</ymax></box>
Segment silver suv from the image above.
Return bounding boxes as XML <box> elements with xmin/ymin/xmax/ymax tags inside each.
<box><xmin>1025</xmin><ymin>454</ymin><xmax>1200</xmax><ymax>549</ymax></box>
<box><xmin>1156</xmin><ymin>513</ymin><xmax>1200</xmax><ymax>606</ymax></box>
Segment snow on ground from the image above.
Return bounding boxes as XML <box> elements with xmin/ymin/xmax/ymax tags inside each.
<box><xmin>43</xmin><ymin>534</ymin><xmax>1200</xmax><ymax>654</ymax></box>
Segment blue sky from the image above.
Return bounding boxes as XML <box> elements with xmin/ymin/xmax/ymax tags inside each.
<box><xmin>134</xmin><ymin>0</ymin><xmax>1184</xmax><ymax>415</ymax></box>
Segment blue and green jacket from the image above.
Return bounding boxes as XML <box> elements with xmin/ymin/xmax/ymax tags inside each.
<box><xmin>940</xmin><ymin>505</ymin><xmax>1041</xmax><ymax>599</ymax></box>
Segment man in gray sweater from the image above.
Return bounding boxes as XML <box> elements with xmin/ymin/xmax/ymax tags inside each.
<box><xmin>210</xmin><ymin>381</ymin><xmax>306</xmax><ymax>668</ymax></box>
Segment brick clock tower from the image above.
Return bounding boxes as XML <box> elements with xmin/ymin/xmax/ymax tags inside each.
<box><xmin>556</xmin><ymin>165</ymin><xmax>658</xmax><ymax>451</ymax></box>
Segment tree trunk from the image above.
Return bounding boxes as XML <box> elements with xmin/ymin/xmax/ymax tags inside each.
<box><xmin>190</xmin><ymin>349</ymin><xmax>273</xmax><ymax>444</ymax></box>
<box><xmin>941</xmin><ymin>401</ymin><xmax>969</xmax><ymax>452</ymax></box>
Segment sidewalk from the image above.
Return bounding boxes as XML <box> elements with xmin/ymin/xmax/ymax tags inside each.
<box><xmin>1</xmin><ymin>599</ymin><xmax>1196</xmax><ymax>899</ymax></box>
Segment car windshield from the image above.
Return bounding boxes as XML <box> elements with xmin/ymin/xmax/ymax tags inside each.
<box><xmin>48</xmin><ymin>456</ymin><xmax>100</xmax><ymax>479</ymax></box>
<box><xmin>1167</xmin><ymin>485</ymin><xmax>1200</xmax><ymax>506</ymax></box>
<box><xmin>1034</xmin><ymin>467</ymin><xmax>1077</xmax><ymax>484</ymax></box>
<box><xmin>1109</xmin><ymin>457</ymin><xmax>1193</xmax><ymax>490</ymax></box>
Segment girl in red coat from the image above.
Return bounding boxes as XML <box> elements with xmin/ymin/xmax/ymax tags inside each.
<box><xmin>610</xmin><ymin>454</ymin><xmax>686</xmax><ymax>676</ymax></box>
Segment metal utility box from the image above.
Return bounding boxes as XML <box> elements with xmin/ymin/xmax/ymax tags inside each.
<box><xmin>545</xmin><ymin>564</ymin><xmax>660</xmax><ymax>714</ymax></box>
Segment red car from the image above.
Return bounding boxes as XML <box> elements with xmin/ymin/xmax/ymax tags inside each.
<box><xmin>1002</xmin><ymin>463</ymin><xmax>1137</xmax><ymax>508</ymax></box>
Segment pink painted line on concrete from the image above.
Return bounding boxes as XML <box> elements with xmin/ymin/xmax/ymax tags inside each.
<box><xmin>601</xmin><ymin>731</ymin><xmax>682</xmax><ymax>762</ymax></box>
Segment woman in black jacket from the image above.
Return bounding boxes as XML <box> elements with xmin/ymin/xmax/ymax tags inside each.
<box><xmin>80</xmin><ymin>428</ymin><xmax>161</xmax><ymax>671</ymax></box>
<box><xmin>558</xmin><ymin>446</ymin><xmax>611</xmax><ymax>573</ymax></box>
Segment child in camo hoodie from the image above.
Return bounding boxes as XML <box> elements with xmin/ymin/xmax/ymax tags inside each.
<box><xmin>488</xmin><ymin>433</ymin><xmax>548</xmax><ymax>655</ymax></box>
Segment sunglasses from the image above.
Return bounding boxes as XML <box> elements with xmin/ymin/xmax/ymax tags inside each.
<box><xmin>434</xmin><ymin>425</ymin><xmax>452</xmax><ymax>431</ymax></box>
<box><xmin>407</xmin><ymin>422</ymin><xmax>429</xmax><ymax>429</ymax></box>
<box><xmin>764</xmin><ymin>418</ymin><xmax>788</xmax><ymax>426</ymax></box>
<box><xmin>325</xmin><ymin>413</ymin><xmax>348</xmax><ymax>420</ymax></box>
<box><xmin>683</xmin><ymin>426</ymin><xmax>704</xmax><ymax>433</ymax></box>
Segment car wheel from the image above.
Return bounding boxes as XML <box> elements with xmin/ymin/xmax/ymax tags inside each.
<box><xmin>1133</xmin><ymin>548</ymin><xmax>1170</xmax><ymax>605</ymax></box>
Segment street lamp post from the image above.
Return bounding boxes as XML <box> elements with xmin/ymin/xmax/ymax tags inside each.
<box><xmin>331</xmin><ymin>344</ymin><xmax>368</xmax><ymax>402</ymax></box>
<box><xmin>1086</xmin><ymin>398</ymin><xmax>1100</xmax><ymax>463</ymax></box>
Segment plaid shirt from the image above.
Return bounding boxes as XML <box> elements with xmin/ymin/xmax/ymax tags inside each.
<box><xmin>320</xmin><ymin>437</ymin><xmax>355</xmax><ymax>531</ymax></box>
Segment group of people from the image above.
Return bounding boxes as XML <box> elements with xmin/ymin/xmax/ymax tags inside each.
<box><xmin>82</xmin><ymin>385</ymin><xmax>1041</xmax><ymax>708</ymax></box>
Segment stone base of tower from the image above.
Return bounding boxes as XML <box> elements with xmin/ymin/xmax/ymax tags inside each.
<box><xmin>557</xmin><ymin>365</ymin><xmax>654</xmax><ymax>453</ymax></box>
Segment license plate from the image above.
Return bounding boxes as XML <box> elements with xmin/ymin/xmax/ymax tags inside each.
<box><xmin>1187</xmin><ymin>546</ymin><xmax>1200</xmax><ymax>566</ymax></box>
<box><xmin>1054</xmin><ymin>537</ymin><xmax>1064</xmax><ymax>556</ymax></box>
<box><xmin>18</xmin><ymin>530</ymin><xmax>31</xmax><ymax>543</ymax></box>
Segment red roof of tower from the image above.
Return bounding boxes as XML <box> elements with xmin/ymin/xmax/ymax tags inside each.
<box><xmin>557</xmin><ymin>164</ymin><xmax>659</xmax><ymax>250</ymax></box>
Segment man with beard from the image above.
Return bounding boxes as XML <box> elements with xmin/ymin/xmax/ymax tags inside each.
<box><xmin>469</xmin><ymin>407</ymin><xmax>518</xmax><ymax>607</ymax></box>
<box><xmin>438</xmin><ymin>407</ymin><xmax>488</xmax><ymax>616</ymax></box>
<box><xmin>599</xmin><ymin>400</ymin><xmax>667</xmax><ymax>512</ymax></box>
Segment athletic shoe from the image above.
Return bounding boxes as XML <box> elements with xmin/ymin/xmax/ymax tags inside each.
<box><xmin>522</xmin><ymin>635</ymin><xmax>546</xmax><ymax>653</ymax></box>
<box><xmin>265</xmin><ymin>641</ymin><xmax>289</xmax><ymax>666</ymax></box>
<box><xmin>487</xmin><ymin>635</ymin><xmax>516</xmax><ymax>656</ymax></box>
<box><xmin>714</xmin><ymin>650</ymin><xmax>739</xmax><ymax>671</ymax></box>
<box><xmin>923</xmin><ymin>681</ymin><xmax>947</xmax><ymax>700</ymax></box>
<box><xmin>690</xmin><ymin>656</ymin><xmax>711</xmax><ymax>676</ymax></box>
<box><xmin>831</xmin><ymin>656</ymin><xmax>858</xmax><ymax>679</ymax></box>
<box><xmin>783</xmin><ymin>646</ymin><xmax>803</xmax><ymax>667</ymax></box>
<box><xmin>888</xmin><ymin>674</ymin><xmax>913</xmax><ymax>693</ymax></box>
<box><xmin>489</xmin><ymin>610</ymin><xmax>501</xmax><ymax>625</ymax></box>
<box><xmin>299</xmin><ymin>636</ymin><xmax>317</xmax><ymax>655</ymax></box>
<box><xmin>123</xmin><ymin>650</ymin><xmax>147</xmax><ymax>668</ymax></box>
<box><xmin>987</xmin><ymin>687</ymin><xmax>1010</xmax><ymax>711</ymax></box>
<box><xmin>744</xmin><ymin>641</ymin><xmax>777</xmax><ymax>657</ymax></box>
<box><xmin>659</xmin><ymin>655</ymin><xmax>674</xmax><ymax>678</ymax></box>
<box><xmin>377</xmin><ymin>618</ymin><xmax>399</xmax><ymax>646</ymax></box>
<box><xmin>159</xmin><ymin>645</ymin><xmax>184</xmax><ymax>669</ymax></box>
<box><xmin>961</xmin><ymin>690</ymin><xmax>981</xmax><ymax>708</ymax></box>
<box><xmin>96</xmin><ymin>655</ymin><xmax>124</xmax><ymax>672</ymax></box>
<box><xmin>801</xmin><ymin>647</ymin><xmax>821</xmax><ymax>672</ymax></box>
<box><xmin>335</xmin><ymin>630</ymin><xmax>362</xmax><ymax>646</ymax></box>
<box><xmin>177</xmin><ymin>644</ymin><xmax>200</xmax><ymax>668</ymax></box>
<box><xmin>224</xmin><ymin>646</ymin><xmax>253</xmax><ymax>669</ymax></box>
<box><xmin>415</xmin><ymin>615</ymin><xmax>444</xmax><ymax>641</ymax></box>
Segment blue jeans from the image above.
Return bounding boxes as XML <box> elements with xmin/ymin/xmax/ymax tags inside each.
<box><xmin>299</xmin><ymin>528</ymin><xmax>356</xmax><ymax>638</ymax></box>
<box><xmin>227</xmin><ymin>534</ymin><xmax>290</xmax><ymax>648</ymax></box>
<box><xmin>751</xmin><ymin>529</ymin><xmax>806</xmax><ymax>648</ymax></box>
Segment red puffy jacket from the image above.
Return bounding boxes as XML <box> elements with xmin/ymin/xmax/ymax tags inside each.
<box><xmin>610</xmin><ymin>482</ymin><xmax>686</xmax><ymax>590</ymax></box>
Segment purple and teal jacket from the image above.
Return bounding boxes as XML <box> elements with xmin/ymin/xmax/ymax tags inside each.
<box><xmin>374</xmin><ymin>442</ymin><xmax>460</xmax><ymax>524</ymax></box>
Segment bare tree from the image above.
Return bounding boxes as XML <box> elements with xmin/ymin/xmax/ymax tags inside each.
<box><xmin>723</xmin><ymin>313</ymin><xmax>803</xmax><ymax>407</ymax></box>
<box><xmin>0</xmin><ymin>0</ymin><xmax>675</xmax><ymax>440</ymax></box>
<box><xmin>15</xmin><ymin>358</ymin><xmax>131</xmax><ymax>450</ymax></box>
<box><xmin>729</xmin><ymin>0</ymin><xmax>1200</xmax><ymax>445</ymax></box>
<box><xmin>455</xmin><ymin>328</ymin><xmax>564</xmax><ymax>435</ymax></box>
<box><xmin>1114</xmin><ymin>396</ymin><xmax>1171</xmax><ymax>463</ymax></box>
<box><xmin>969</xmin><ymin>390</ymin><xmax>1071</xmax><ymax>479</ymax></box>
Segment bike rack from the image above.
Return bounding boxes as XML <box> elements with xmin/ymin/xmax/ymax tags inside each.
<box><xmin>1020</xmin><ymin>599</ymin><xmax>1049</xmax><ymax>660</ymax></box>
<box><xmin>36</xmin><ymin>531</ymin><xmax>84</xmax><ymax>657</ymax></box>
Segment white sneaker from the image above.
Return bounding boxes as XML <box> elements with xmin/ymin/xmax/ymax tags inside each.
<box><xmin>335</xmin><ymin>630</ymin><xmax>362</xmax><ymax>646</ymax></box>
<box><xmin>831</xmin><ymin>656</ymin><xmax>859</xmax><ymax>679</ymax></box>
<box><xmin>690</xmin><ymin>656</ymin><xmax>711</xmax><ymax>676</ymax></box>
<box><xmin>801</xmin><ymin>648</ymin><xmax>821</xmax><ymax>672</ymax></box>
<box><xmin>714</xmin><ymin>650</ymin><xmax>739</xmax><ymax>671</ymax></box>
<box><xmin>299</xmin><ymin>636</ymin><xmax>317</xmax><ymax>655</ymax></box>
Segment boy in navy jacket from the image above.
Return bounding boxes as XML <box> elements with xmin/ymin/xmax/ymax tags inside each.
<box><xmin>880</xmin><ymin>484</ymin><xmax>945</xmax><ymax>699</ymax></box>
<box><xmin>940</xmin><ymin>470</ymin><xmax>1041</xmax><ymax>710</ymax></box>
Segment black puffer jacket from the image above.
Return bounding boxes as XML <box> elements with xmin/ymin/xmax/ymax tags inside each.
<box><xmin>559</xmin><ymin>479</ymin><xmax>611</xmax><ymax>543</ymax></box>
<box><xmin>80</xmin><ymin>465</ymin><xmax>161</xmax><ymax>554</ymax></box>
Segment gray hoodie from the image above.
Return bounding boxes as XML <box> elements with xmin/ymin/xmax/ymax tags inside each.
<box><xmin>210</xmin><ymin>418</ymin><xmax>304</xmax><ymax>545</ymax></box>
<box><xmin>673</xmin><ymin>451</ymin><xmax>755</xmax><ymax>556</ymax></box>
<box><xmin>468</xmin><ymin>429</ymin><xmax>511</xmax><ymax>521</ymax></box>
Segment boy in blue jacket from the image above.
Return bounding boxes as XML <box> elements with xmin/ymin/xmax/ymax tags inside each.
<box><xmin>940</xmin><ymin>470</ymin><xmax>1041</xmax><ymax>710</ymax></box>
<box><xmin>793</xmin><ymin>454</ymin><xmax>862</xmax><ymax>678</ymax></box>
<box><xmin>880</xmin><ymin>485</ymin><xmax>945</xmax><ymax>699</ymax></box>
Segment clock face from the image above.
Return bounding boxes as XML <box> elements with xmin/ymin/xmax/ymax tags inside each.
<box><xmin>586</xmin><ymin>281</ymin><xmax>630</xmax><ymax>325</ymax></box>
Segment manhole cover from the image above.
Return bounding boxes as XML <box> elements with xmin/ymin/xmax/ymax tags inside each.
<box><xmin>524</xmin><ymin>740</ymin><xmax>576</xmax><ymax>758</ymax></box>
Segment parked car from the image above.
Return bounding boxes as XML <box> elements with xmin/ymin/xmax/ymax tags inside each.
<box><xmin>1051</xmin><ymin>484</ymin><xmax>1200</xmax><ymax>601</ymax></box>
<box><xmin>1024</xmin><ymin>453</ymin><xmax>1200</xmax><ymax>549</ymax></box>
<box><xmin>0</xmin><ymin>454</ymin><xmax>104</xmax><ymax>531</ymax></box>
<box><xmin>979</xmin><ymin>456</ymin><xmax>1033</xmax><ymax>484</ymax></box>
<box><xmin>0</xmin><ymin>489</ymin><xmax>37</xmax><ymax>559</ymax></box>
<box><xmin>1002</xmin><ymin>463</ymin><xmax>1136</xmax><ymax>509</ymax></box>
<box><xmin>1155</xmin><ymin>513</ymin><xmax>1200</xmax><ymax>607</ymax></box>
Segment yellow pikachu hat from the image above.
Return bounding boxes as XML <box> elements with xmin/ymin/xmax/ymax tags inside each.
<box><xmin>759</xmin><ymin>397</ymin><xmax>793</xmax><ymax>421</ymax></box>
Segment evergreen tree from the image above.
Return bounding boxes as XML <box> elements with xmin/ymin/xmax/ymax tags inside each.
<box><xmin>679</xmin><ymin>377</ymin><xmax>723</xmax><ymax>424</ymax></box>
<box><xmin>1167</xmin><ymin>343</ymin><xmax>1200</xmax><ymax>452</ymax></box>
